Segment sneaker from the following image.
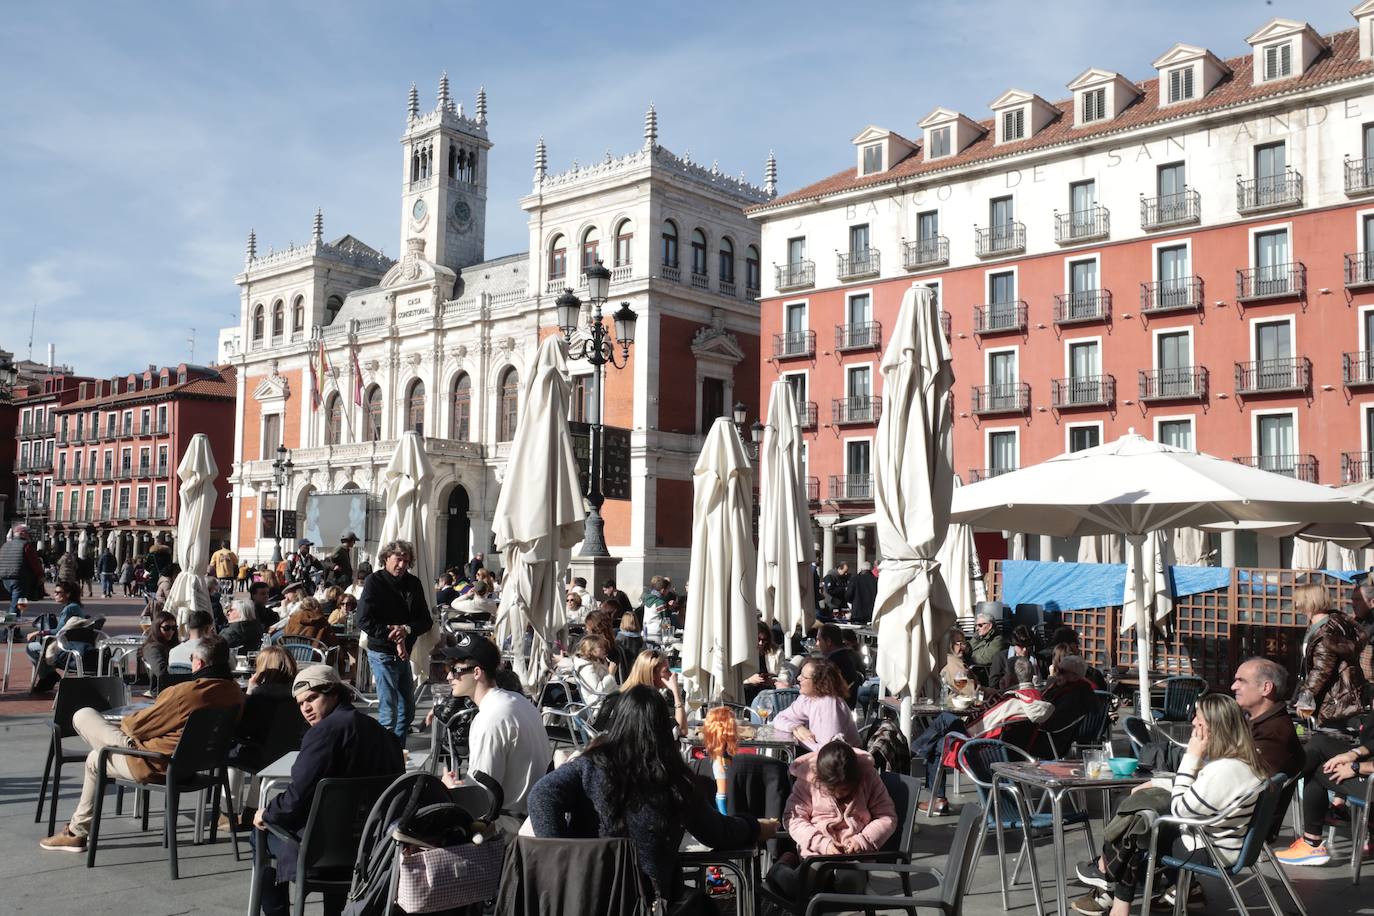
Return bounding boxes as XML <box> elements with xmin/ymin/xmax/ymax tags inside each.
<box><xmin>1074</xmin><ymin>859</ymin><xmax>1110</xmax><ymax>892</ymax></box>
<box><xmin>39</xmin><ymin>828</ymin><xmax>86</xmax><ymax>853</ymax></box>
<box><xmin>1275</xmin><ymin>836</ymin><xmax>1331</xmax><ymax>866</ymax></box>
<box><xmin>918</xmin><ymin>798</ymin><xmax>950</xmax><ymax>816</ymax></box>
<box><xmin>1071</xmin><ymin>891</ymin><xmax>1112</xmax><ymax>915</ymax></box>
<box><xmin>1160</xmin><ymin>882</ymin><xmax>1205</xmax><ymax>909</ymax></box>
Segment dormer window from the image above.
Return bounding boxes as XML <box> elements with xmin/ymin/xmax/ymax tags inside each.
<box><xmin>1167</xmin><ymin>66</ymin><xmax>1195</xmax><ymax>102</ymax></box>
<box><xmin>1081</xmin><ymin>88</ymin><xmax>1106</xmax><ymax>123</ymax></box>
<box><xmin>862</xmin><ymin>144</ymin><xmax>883</xmax><ymax>175</ymax></box>
<box><xmin>1245</xmin><ymin>19</ymin><xmax>1323</xmax><ymax>84</ymax></box>
<box><xmin>850</xmin><ymin>126</ymin><xmax>915</xmax><ymax>176</ymax></box>
<box><xmin>1262</xmin><ymin>41</ymin><xmax>1293</xmax><ymax>80</ymax></box>
<box><xmin>919</xmin><ymin>108</ymin><xmax>985</xmax><ymax>161</ymax></box>
<box><xmin>928</xmin><ymin>126</ymin><xmax>951</xmax><ymax>159</ymax></box>
<box><xmin>1002</xmin><ymin>109</ymin><xmax>1025</xmax><ymax>142</ymax></box>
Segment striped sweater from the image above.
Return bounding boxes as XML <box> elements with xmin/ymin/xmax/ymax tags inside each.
<box><xmin>1164</xmin><ymin>753</ymin><xmax>1264</xmax><ymax>864</ymax></box>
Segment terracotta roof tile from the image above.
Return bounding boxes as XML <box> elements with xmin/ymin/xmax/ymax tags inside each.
<box><xmin>750</xmin><ymin>28</ymin><xmax>1372</xmax><ymax>215</ymax></box>
<box><xmin>57</xmin><ymin>365</ymin><xmax>235</xmax><ymax>411</ymax></box>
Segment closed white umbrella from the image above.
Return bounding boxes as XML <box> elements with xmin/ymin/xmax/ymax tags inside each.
<box><xmin>1172</xmin><ymin>527</ymin><xmax>1212</xmax><ymax>566</ymax></box>
<box><xmin>493</xmin><ymin>335</ymin><xmax>586</xmax><ymax>691</ymax></box>
<box><xmin>952</xmin><ymin>431</ymin><xmax>1373</xmax><ymax>719</ymax></box>
<box><xmin>871</xmin><ymin>285</ymin><xmax>957</xmax><ymax>736</ymax></box>
<box><xmin>682</xmin><ymin>417</ymin><xmax>758</xmax><ymax>704</ymax></box>
<box><xmin>375</xmin><ymin>431</ymin><xmax>436</xmax><ymax>684</ymax></box>
<box><xmin>937</xmin><ymin>480</ymin><xmax>979</xmax><ymax>617</ymax></box>
<box><xmin>1120</xmin><ymin>530</ymin><xmax>1172</xmax><ymax>633</ymax></box>
<box><xmin>165</xmin><ymin>433</ymin><xmax>218</xmax><ymax>629</ymax></box>
<box><xmin>756</xmin><ymin>380</ymin><xmax>815</xmax><ymax>654</ymax></box>
<box><xmin>1292</xmin><ymin>536</ymin><xmax>1328</xmax><ymax>570</ymax></box>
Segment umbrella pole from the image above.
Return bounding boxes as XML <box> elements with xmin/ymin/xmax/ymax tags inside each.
<box><xmin>900</xmin><ymin>693</ymin><xmax>912</xmax><ymax>746</ymax></box>
<box><xmin>1128</xmin><ymin>533</ymin><xmax>1153</xmax><ymax>723</ymax></box>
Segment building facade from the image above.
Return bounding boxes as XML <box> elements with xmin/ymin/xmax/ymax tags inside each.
<box><xmin>46</xmin><ymin>365</ymin><xmax>236</xmax><ymax>560</ymax></box>
<box><xmin>222</xmin><ymin>79</ymin><xmax>769</xmax><ymax>596</ymax></box>
<box><xmin>750</xmin><ymin>11</ymin><xmax>1374</xmax><ymax>572</ymax></box>
<box><xmin>11</xmin><ymin>372</ymin><xmax>91</xmax><ymax>544</ymax></box>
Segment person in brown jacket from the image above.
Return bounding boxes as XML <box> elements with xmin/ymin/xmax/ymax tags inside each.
<box><xmin>39</xmin><ymin>634</ymin><xmax>244</xmax><ymax>852</ymax></box>
<box><xmin>1298</xmin><ymin>584</ymin><xmax>1370</xmax><ymax>730</ymax></box>
<box><xmin>281</xmin><ymin>597</ymin><xmax>337</xmax><ymax>648</ymax></box>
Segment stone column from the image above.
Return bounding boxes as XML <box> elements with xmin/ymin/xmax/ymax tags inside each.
<box><xmin>817</xmin><ymin>514</ymin><xmax>839</xmax><ymax>573</ymax></box>
<box><xmin>1220</xmin><ymin>531</ymin><xmax>1237</xmax><ymax>568</ymax></box>
<box><xmin>856</xmin><ymin>524</ymin><xmax>868</xmax><ymax>569</ymax></box>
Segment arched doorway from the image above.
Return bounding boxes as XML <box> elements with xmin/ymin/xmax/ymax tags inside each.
<box><xmin>444</xmin><ymin>486</ymin><xmax>471</xmax><ymax>574</ymax></box>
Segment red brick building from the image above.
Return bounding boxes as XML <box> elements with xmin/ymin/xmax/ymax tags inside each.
<box><xmin>11</xmin><ymin>373</ymin><xmax>92</xmax><ymax>545</ymax></box>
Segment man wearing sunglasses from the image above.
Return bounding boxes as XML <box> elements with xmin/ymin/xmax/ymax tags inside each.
<box><xmin>439</xmin><ymin>637</ymin><xmax>551</xmax><ymax>832</ymax></box>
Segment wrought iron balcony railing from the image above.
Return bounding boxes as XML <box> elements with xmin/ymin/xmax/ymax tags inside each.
<box><xmin>828</xmin><ymin>474</ymin><xmax>873</xmax><ymax>501</ymax></box>
<box><xmin>775</xmin><ymin>260</ymin><xmax>815</xmax><ymax>291</ymax></box>
<box><xmin>1346</xmin><ymin>157</ymin><xmax>1374</xmax><ymax>196</ymax></box>
<box><xmin>969</xmin><ymin>466</ymin><xmax>1017</xmax><ymax>483</ymax></box>
<box><xmin>1345</xmin><ymin>252</ymin><xmax>1374</xmax><ymax>289</ymax></box>
<box><xmin>772</xmin><ymin>329</ymin><xmax>815</xmax><ymax>359</ymax></box>
<box><xmin>1138</xmin><ymin>366</ymin><xmax>1208</xmax><ymax>401</ymax></box>
<box><xmin>1140</xmin><ymin>188</ymin><xmax>1201</xmax><ymax>230</ymax></box>
<box><xmin>902</xmin><ymin>236</ymin><xmax>949</xmax><ymax>270</ymax></box>
<box><xmin>1053</xmin><ymin>289</ymin><xmax>1111</xmax><ymax>325</ymax></box>
<box><xmin>1140</xmin><ymin>276</ymin><xmax>1203</xmax><ymax>314</ymax></box>
<box><xmin>975</xmin><ymin>222</ymin><xmax>1026</xmax><ymax>257</ymax></box>
<box><xmin>1236</xmin><ymin>170</ymin><xmax>1303</xmax><ymax>213</ymax></box>
<box><xmin>1054</xmin><ymin>206</ymin><xmax>1110</xmax><ymax>244</ymax></box>
<box><xmin>1236</xmin><ymin>262</ymin><xmax>1305</xmax><ymax>301</ymax></box>
<box><xmin>973</xmin><ymin>302</ymin><xmax>1027</xmax><ymax>335</ymax></box>
<box><xmin>835</xmin><ymin>321</ymin><xmax>882</xmax><ymax>351</ymax></box>
<box><xmin>1342</xmin><ymin>451</ymin><xmax>1373</xmax><ymax>485</ymax></box>
<box><xmin>837</xmin><ymin>248</ymin><xmax>880</xmax><ymax>281</ymax></box>
<box><xmin>1234</xmin><ymin>358</ymin><xmax>1311</xmax><ymax>395</ymax></box>
<box><xmin>1343</xmin><ymin>351</ymin><xmax>1374</xmax><ymax>387</ymax></box>
<box><xmin>832</xmin><ymin>396</ymin><xmax>882</xmax><ymax>425</ymax></box>
<box><xmin>1233</xmin><ymin>453</ymin><xmax>1317</xmax><ymax>482</ymax></box>
<box><xmin>970</xmin><ymin>383</ymin><xmax>1030</xmax><ymax>415</ymax></box>
<box><xmin>1051</xmin><ymin>375</ymin><xmax>1115</xmax><ymax>409</ymax></box>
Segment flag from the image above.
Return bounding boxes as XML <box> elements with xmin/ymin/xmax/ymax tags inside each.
<box><xmin>310</xmin><ymin>339</ymin><xmax>328</xmax><ymax>411</ymax></box>
<box><xmin>351</xmin><ymin>345</ymin><xmax>363</xmax><ymax>406</ymax></box>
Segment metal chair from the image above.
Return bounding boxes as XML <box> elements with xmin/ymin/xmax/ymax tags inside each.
<box><xmin>750</xmin><ymin>687</ymin><xmax>800</xmax><ymax>724</ymax></box>
<box><xmin>542</xmin><ymin>702</ymin><xmax>599</xmax><ymax>750</ymax></box>
<box><xmin>1151</xmin><ymin>675</ymin><xmax>1206</xmax><ymax>722</ymax></box>
<box><xmin>276</xmin><ymin>636</ymin><xmax>328</xmax><ymax>666</ymax></box>
<box><xmin>35</xmin><ymin>674</ymin><xmax>127</xmax><ymax>835</ymax></box>
<box><xmin>1046</xmin><ymin>691</ymin><xmax>1114</xmax><ymax>759</ymax></box>
<box><xmin>1324</xmin><ymin>762</ymin><xmax>1374</xmax><ymax>884</ymax></box>
<box><xmin>1122</xmin><ymin>715</ymin><xmax>1152</xmax><ymax>755</ymax></box>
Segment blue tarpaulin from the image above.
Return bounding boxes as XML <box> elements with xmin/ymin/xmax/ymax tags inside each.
<box><xmin>1000</xmin><ymin>560</ymin><xmax>1362</xmax><ymax>612</ymax></box>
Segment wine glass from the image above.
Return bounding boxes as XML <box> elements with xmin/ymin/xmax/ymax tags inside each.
<box><xmin>758</xmin><ymin>706</ymin><xmax>772</xmax><ymax>731</ymax></box>
<box><xmin>1294</xmin><ymin>688</ymin><xmax>1317</xmax><ymax>727</ymax></box>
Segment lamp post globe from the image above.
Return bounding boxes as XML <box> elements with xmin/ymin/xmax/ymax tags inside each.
<box><xmin>555</xmin><ymin>288</ymin><xmax>582</xmax><ymax>338</ymax></box>
<box><xmin>585</xmin><ymin>259</ymin><xmax>611</xmax><ymax>305</ymax></box>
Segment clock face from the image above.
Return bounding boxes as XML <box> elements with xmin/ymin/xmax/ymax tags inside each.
<box><xmin>411</xmin><ymin>198</ymin><xmax>428</xmax><ymax>221</ymax></box>
<box><xmin>453</xmin><ymin>200</ymin><xmax>471</xmax><ymax>223</ymax></box>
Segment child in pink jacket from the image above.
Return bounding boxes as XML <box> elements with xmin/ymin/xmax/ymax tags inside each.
<box><xmin>767</xmin><ymin>741</ymin><xmax>897</xmax><ymax>900</ymax></box>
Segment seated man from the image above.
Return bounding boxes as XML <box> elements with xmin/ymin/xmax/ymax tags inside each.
<box><xmin>254</xmin><ymin>664</ymin><xmax>404</xmax><ymax>915</ymax></box>
<box><xmin>968</xmin><ymin>610</ymin><xmax>1007</xmax><ymax>684</ymax></box>
<box><xmin>168</xmin><ymin>608</ymin><xmax>214</xmax><ymax>668</ymax></box>
<box><xmin>814</xmin><ymin>623</ymin><xmax>862</xmax><ymax>708</ymax></box>
<box><xmin>40</xmin><ymin>634</ymin><xmax>244</xmax><ymax>852</ymax></box>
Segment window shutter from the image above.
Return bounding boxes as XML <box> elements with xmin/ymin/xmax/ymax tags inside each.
<box><xmin>1280</xmin><ymin>42</ymin><xmax>1291</xmax><ymax>76</ymax></box>
<box><xmin>1264</xmin><ymin>45</ymin><xmax>1278</xmax><ymax>80</ymax></box>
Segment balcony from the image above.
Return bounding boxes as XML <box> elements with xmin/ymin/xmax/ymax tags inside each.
<box><xmin>835</xmin><ymin>321</ymin><xmax>882</xmax><ymax>351</ymax></box>
<box><xmin>1233</xmin><ymin>454</ymin><xmax>1317</xmax><ymax>483</ymax></box>
<box><xmin>837</xmin><ymin>248</ymin><xmax>880</xmax><ymax>281</ymax></box>
<box><xmin>718</xmin><ymin>279</ymin><xmax>736</xmax><ymax>298</ymax></box>
<box><xmin>772</xmin><ymin>330</ymin><xmax>815</xmax><ymax>360</ymax></box>
<box><xmin>155</xmin><ymin>463</ymin><xmax>169</xmax><ymax>477</ymax></box>
<box><xmin>690</xmin><ymin>271</ymin><xmax>709</xmax><ymax>291</ymax></box>
<box><xmin>903</xmin><ymin>236</ymin><xmax>949</xmax><ymax>270</ymax></box>
<box><xmin>1051</xmin><ymin>375</ymin><xmax>1116</xmax><ymax>409</ymax></box>
<box><xmin>745</xmin><ymin>286</ymin><xmax>760</xmax><ymax>301</ymax></box>
<box><xmin>805</xmin><ymin>476</ymin><xmax>820</xmax><ymax>503</ymax></box>
<box><xmin>137</xmin><ymin>463</ymin><xmax>151</xmax><ymax>478</ymax></box>
<box><xmin>53</xmin><ymin>471</ymin><xmax>66</xmax><ymax>484</ymax></box>
<box><xmin>82</xmin><ymin>471</ymin><xmax>96</xmax><ymax>484</ymax></box>
<box><xmin>1343</xmin><ymin>451</ymin><xmax>1373</xmax><ymax>484</ymax></box>
<box><xmin>99</xmin><ymin>508</ymin><xmax>113</xmax><ymax>522</ymax></box>
<box><xmin>970</xmin><ymin>383</ymin><xmax>1030</xmax><ymax>416</ymax></box>
<box><xmin>969</xmin><ymin>466</ymin><xmax>1017</xmax><ymax>483</ymax></box>
<box><xmin>1236</xmin><ymin>170</ymin><xmax>1303</xmax><ymax>213</ymax></box>
<box><xmin>829</xmin><ymin>474</ymin><xmax>873</xmax><ymax>502</ymax></box>
<box><xmin>1140</xmin><ymin>188</ymin><xmax>1202</xmax><ymax>230</ymax></box>
<box><xmin>832</xmin><ymin>396</ymin><xmax>882</xmax><ymax>425</ymax></box>
<box><xmin>1053</xmin><ymin>289</ymin><xmax>1111</xmax><ymax>325</ymax></box>
<box><xmin>118</xmin><ymin>467</ymin><xmax>133</xmax><ymax>480</ymax></box>
<box><xmin>1236</xmin><ymin>262</ymin><xmax>1306</xmax><ymax>302</ymax></box>
<box><xmin>659</xmin><ymin>263</ymin><xmax>681</xmax><ymax>283</ymax></box>
<box><xmin>1345</xmin><ymin>252</ymin><xmax>1374</xmax><ymax>290</ymax></box>
<box><xmin>797</xmin><ymin>401</ymin><xmax>818</xmax><ymax>429</ymax></box>
<box><xmin>117</xmin><ymin>508</ymin><xmax>131</xmax><ymax>521</ymax></box>
<box><xmin>1139</xmin><ymin>276</ymin><xmax>1203</xmax><ymax>314</ymax></box>
<box><xmin>153</xmin><ymin>422</ymin><xmax>169</xmax><ymax>435</ymax></box>
<box><xmin>135</xmin><ymin>506</ymin><xmax>152</xmax><ymax>520</ymax></box>
<box><xmin>1234</xmin><ymin>358</ymin><xmax>1311</xmax><ymax>395</ymax></box>
<box><xmin>975</xmin><ymin>223</ymin><xmax>1026</xmax><ymax>258</ymax></box>
<box><xmin>1343</xmin><ymin>351</ymin><xmax>1374</xmax><ymax>387</ymax></box>
<box><xmin>15</xmin><ymin>421</ymin><xmax>53</xmax><ymax>439</ymax></box>
<box><xmin>153</xmin><ymin>505</ymin><xmax>170</xmax><ymax>521</ymax></box>
<box><xmin>775</xmin><ymin>260</ymin><xmax>814</xmax><ymax>291</ymax></box>
<box><xmin>1138</xmin><ymin>366</ymin><xmax>1208</xmax><ymax>402</ymax></box>
<box><xmin>972</xmin><ymin>302</ymin><xmax>1028</xmax><ymax>335</ymax></box>
<box><xmin>1346</xmin><ymin>158</ymin><xmax>1374</xmax><ymax>196</ymax></box>
<box><xmin>1054</xmin><ymin>206</ymin><xmax>1110</xmax><ymax>244</ymax></box>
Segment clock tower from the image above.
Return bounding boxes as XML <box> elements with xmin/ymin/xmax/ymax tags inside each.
<box><xmin>400</xmin><ymin>73</ymin><xmax>491</xmax><ymax>276</ymax></box>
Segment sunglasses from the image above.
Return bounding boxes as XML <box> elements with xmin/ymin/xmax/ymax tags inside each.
<box><xmin>448</xmin><ymin>665</ymin><xmax>477</xmax><ymax>679</ymax></box>
<box><xmin>158</xmin><ymin>624</ymin><xmax>177</xmax><ymax>632</ymax></box>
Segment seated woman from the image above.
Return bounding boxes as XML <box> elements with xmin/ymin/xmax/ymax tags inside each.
<box><xmin>941</xmin><ymin>631</ymin><xmax>978</xmax><ymax>701</ymax></box>
<box><xmin>528</xmin><ymin>686</ymin><xmax>776</xmax><ymax>907</ymax></box>
<box><xmin>1072</xmin><ymin>694</ymin><xmax>1266</xmax><ymax>915</ymax></box>
<box><xmin>989</xmin><ymin>625</ymin><xmax>1043</xmax><ymax>690</ymax></box>
<box><xmin>593</xmin><ymin>648</ymin><xmax>689</xmax><ymax>735</ymax></box>
<box><xmin>27</xmin><ymin>579</ymin><xmax>94</xmax><ymax>693</ymax></box>
<box><xmin>1276</xmin><ymin>703</ymin><xmax>1374</xmax><ymax>865</ymax></box>
<box><xmin>141</xmin><ymin>610</ymin><xmax>181</xmax><ymax>693</ymax></box>
<box><xmin>282</xmin><ymin>596</ymin><xmax>336</xmax><ymax>647</ymax></box>
<box><xmin>557</xmin><ymin>634</ymin><xmax>619</xmax><ymax>710</ymax></box>
<box><xmin>744</xmin><ymin>621</ymin><xmax>789</xmax><ymax>704</ymax></box>
<box><xmin>1039</xmin><ymin>652</ymin><xmax>1098</xmax><ymax>755</ymax></box>
<box><xmin>227</xmin><ymin>646</ymin><xmax>300</xmax><ymax>828</ymax></box>
<box><xmin>616</xmin><ymin>611</ymin><xmax>646</xmax><ymax>661</ymax></box>
<box><xmin>911</xmin><ymin>656</ymin><xmax>1051</xmax><ymax>815</ymax></box>
<box><xmin>253</xmin><ymin>664</ymin><xmax>404</xmax><ymax>916</ymax></box>
<box><xmin>768</xmin><ymin>740</ymin><xmax>897</xmax><ymax>900</ymax></box>
<box><xmin>220</xmin><ymin>598</ymin><xmax>263</xmax><ymax>652</ymax></box>
<box><xmin>771</xmin><ymin>658</ymin><xmax>861</xmax><ymax>753</ymax></box>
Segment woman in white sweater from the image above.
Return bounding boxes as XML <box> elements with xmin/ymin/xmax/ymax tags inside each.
<box><xmin>1071</xmin><ymin>693</ymin><xmax>1266</xmax><ymax>915</ymax></box>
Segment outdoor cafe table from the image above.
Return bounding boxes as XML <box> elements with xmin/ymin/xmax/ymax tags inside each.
<box><xmin>101</xmin><ymin>701</ymin><xmax>153</xmax><ymax>722</ymax></box>
<box><xmin>991</xmin><ymin>760</ymin><xmax>1150</xmax><ymax>916</ymax></box>
<box><xmin>681</xmin><ymin>722</ymin><xmax>799</xmax><ymax>761</ymax></box>
<box><xmin>879</xmin><ymin>695</ymin><xmax>982</xmax><ymax>721</ymax></box>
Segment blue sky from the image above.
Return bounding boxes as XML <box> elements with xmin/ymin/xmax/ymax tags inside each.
<box><xmin>0</xmin><ymin>0</ymin><xmax>1359</xmax><ymax>376</ymax></box>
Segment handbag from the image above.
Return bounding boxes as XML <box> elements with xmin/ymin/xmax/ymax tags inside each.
<box><xmin>395</xmin><ymin>835</ymin><xmax>505</xmax><ymax>912</ymax></box>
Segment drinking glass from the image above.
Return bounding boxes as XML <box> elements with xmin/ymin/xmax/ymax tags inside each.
<box><xmin>1084</xmin><ymin>749</ymin><xmax>1107</xmax><ymax>778</ymax></box>
<box><xmin>1294</xmin><ymin>688</ymin><xmax>1317</xmax><ymax>725</ymax></box>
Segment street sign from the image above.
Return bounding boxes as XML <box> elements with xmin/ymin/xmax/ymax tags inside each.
<box><xmin>568</xmin><ymin>422</ymin><xmax>632</xmax><ymax>501</ymax></box>
<box><xmin>280</xmin><ymin>509</ymin><xmax>298</xmax><ymax>540</ymax></box>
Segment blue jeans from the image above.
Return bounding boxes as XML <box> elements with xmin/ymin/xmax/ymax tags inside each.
<box><xmin>4</xmin><ymin>578</ymin><xmax>19</xmax><ymax>613</ymax></box>
<box><xmin>100</xmin><ymin>573</ymin><xmax>115</xmax><ymax>597</ymax></box>
<box><xmin>911</xmin><ymin>711</ymin><xmax>964</xmax><ymax>792</ymax></box>
<box><xmin>368</xmin><ymin>650</ymin><xmax>414</xmax><ymax>739</ymax></box>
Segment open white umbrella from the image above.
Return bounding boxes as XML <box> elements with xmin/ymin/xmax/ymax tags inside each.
<box><xmin>165</xmin><ymin>433</ymin><xmax>218</xmax><ymax>629</ymax></box>
<box><xmin>755</xmin><ymin>380</ymin><xmax>815</xmax><ymax>654</ymax></box>
<box><xmin>493</xmin><ymin>335</ymin><xmax>586</xmax><ymax>691</ymax></box>
<box><xmin>870</xmin><ymin>285</ymin><xmax>957</xmax><ymax>737</ymax></box>
<box><xmin>682</xmin><ymin>417</ymin><xmax>757</xmax><ymax>703</ymax></box>
<box><xmin>375</xmin><ymin>431</ymin><xmax>436</xmax><ymax>684</ymax></box>
<box><xmin>952</xmin><ymin>431</ymin><xmax>1373</xmax><ymax>719</ymax></box>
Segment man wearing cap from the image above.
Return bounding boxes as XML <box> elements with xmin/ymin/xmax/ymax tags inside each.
<box><xmin>286</xmin><ymin>540</ymin><xmax>323</xmax><ymax>590</ymax></box>
<box><xmin>357</xmin><ymin>539</ymin><xmax>434</xmax><ymax>740</ymax></box>
<box><xmin>252</xmin><ymin>664</ymin><xmax>404</xmax><ymax>915</ymax></box>
<box><xmin>0</xmin><ymin>524</ymin><xmax>44</xmax><ymax>613</ymax></box>
<box><xmin>326</xmin><ymin>532</ymin><xmax>358</xmax><ymax>588</ymax></box>
<box><xmin>440</xmin><ymin>637</ymin><xmax>551</xmax><ymax>832</ymax></box>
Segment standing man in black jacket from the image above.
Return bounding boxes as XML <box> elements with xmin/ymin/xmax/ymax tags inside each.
<box><xmin>846</xmin><ymin>562</ymin><xmax>879</xmax><ymax>624</ymax></box>
<box><xmin>357</xmin><ymin>539</ymin><xmax>434</xmax><ymax>740</ymax></box>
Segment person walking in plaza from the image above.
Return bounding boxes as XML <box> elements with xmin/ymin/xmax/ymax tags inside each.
<box><xmin>40</xmin><ymin>634</ymin><xmax>243</xmax><ymax>852</ymax></box>
<box><xmin>356</xmin><ymin>539</ymin><xmax>433</xmax><ymax>740</ymax></box>
<box><xmin>96</xmin><ymin>547</ymin><xmax>117</xmax><ymax>598</ymax></box>
<box><xmin>0</xmin><ymin>524</ymin><xmax>44</xmax><ymax>613</ymax></box>
<box><xmin>325</xmin><ymin>532</ymin><xmax>358</xmax><ymax>588</ymax></box>
<box><xmin>210</xmin><ymin>540</ymin><xmax>239</xmax><ymax>594</ymax></box>
<box><xmin>1295</xmin><ymin>582</ymin><xmax>1370</xmax><ymax>730</ymax></box>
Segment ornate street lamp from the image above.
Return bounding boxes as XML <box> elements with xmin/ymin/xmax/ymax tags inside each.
<box><xmin>558</xmin><ymin>259</ymin><xmax>637</xmax><ymax>557</ymax></box>
<box><xmin>270</xmin><ymin>443</ymin><xmax>295</xmax><ymax>563</ymax></box>
<box><xmin>0</xmin><ymin>351</ymin><xmax>17</xmax><ymax>402</ymax></box>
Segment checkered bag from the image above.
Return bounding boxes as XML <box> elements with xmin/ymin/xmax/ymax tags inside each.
<box><xmin>395</xmin><ymin>835</ymin><xmax>506</xmax><ymax>912</ymax></box>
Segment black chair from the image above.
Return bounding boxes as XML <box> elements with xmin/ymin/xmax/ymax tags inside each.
<box><xmin>252</xmin><ymin>774</ymin><xmax>396</xmax><ymax>916</ymax></box>
<box><xmin>1047</xmin><ymin>691</ymin><xmax>1114</xmax><ymax>758</ymax></box>
<box><xmin>35</xmin><ymin>674</ymin><xmax>127</xmax><ymax>835</ymax></box>
<box><xmin>228</xmin><ymin>694</ymin><xmax>308</xmax><ymax>812</ymax></box>
<box><xmin>87</xmin><ymin>705</ymin><xmax>242</xmax><ymax>878</ymax></box>
<box><xmin>1122</xmin><ymin>715</ymin><xmax>1152</xmax><ymax>756</ymax></box>
<box><xmin>803</xmin><ymin>802</ymin><xmax>983</xmax><ymax>916</ymax></box>
<box><xmin>757</xmin><ymin>771</ymin><xmax>921</xmax><ymax>915</ymax></box>
<box><xmin>1150</xmin><ymin>675</ymin><xmax>1206</xmax><ymax>722</ymax></box>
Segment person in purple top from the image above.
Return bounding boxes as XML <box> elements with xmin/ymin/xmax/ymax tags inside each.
<box><xmin>770</xmin><ymin>658</ymin><xmax>861</xmax><ymax>753</ymax></box>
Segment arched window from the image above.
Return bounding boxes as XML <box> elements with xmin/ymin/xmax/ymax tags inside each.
<box><xmin>291</xmin><ymin>296</ymin><xmax>306</xmax><ymax>333</ymax></box>
<box><xmin>271</xmin><ymin>300</ymin><xmax>285</xmax><ymax>338</ymax></box>
<box><xmin>691</xmin><ymin>229</ymin><xmax>708</xmax><ymax>276</ymax></box>
<box><xmin>251</xmin><ymin>305</ymin><xmax>265</xmax><ymax>342</ymax></box>
<box><xmin>661</xmin><ymin>220</ymin><xmax>679</xmax><ymax>267</ymax></box>
<box><xmin>718</xmin><ymin>237</ymin><xmax>735</xmax><ymax>283</ymax></box>
<box><xmin>548</xmin><ymin>234</ymin><xmax>567</xmax><ymax>281</ymax></box>
<box><xmin>324</xmin><ymin>394</ymin><xmax>342</xmax><ymax>446</ymax></box>
<box><xmin>363</xmin><ymin>386</ymin><xmax>383</xmax><ymax>442</ymax></box>
<box><xmin>746</xmin><ymin>245</ymin><xmax>761</xmax><ymax>293</ymax></box>
<box><xmin>406</xmin><ymin>379</ymin><xmax>426</xmax><ymax>436</ymax></box>
<box><xmin>614</xmin><ymin>219</ymin><xmax>634</xmax><ymax>267</ymax></box>
<box><xmin>448</xmin><ymin>143</ymin><xmax>457</xmax><ymax>179</ymax></box>
<box><xmin>581</xmin><ymin>227</ymin><xmax>600</xmax><ymax>273</ymax></box>
<box><xmin>498</xmin><ymin>368</ymin><xmax>519</xmax><ymax>441</ymax></box>
<box><xmin>325</xmin><ymin>294</ymin><xmax>344</xmax><ymax>325</ymax></box>
<box><xmin>450</xmin><ymin>373</ymin><xmax>471</xmax><ymax>440</ymax></box>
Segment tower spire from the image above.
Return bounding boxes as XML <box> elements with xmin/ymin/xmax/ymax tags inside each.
<box><xmin>407</xmin><ymin>81</ymin><xmax>419</xmax><ymax>120</ymax></box>
<box><xmin>437</xmin><ymin>71</ymin><xmax>452</xmax><ymax>111</ymax></box>
<box><xmin>643</xmin><ymin>102</ymin><xmax>658</xmax><ymax>150</ymax></box>
<box><xmin>475</xmin><ymin>85</ymin><xmax>487</xmax><ymax>124</ymax></box>
<box><xmin>245</xmin><ymin>229</ymin><xmax>257</xmax><ymax>264</ymax></box>
<box><xmin>312</xmin><ymin>208</ymin><xmax>323</xmax><ymax>246</ymax></box>
<box><xmin>534</xmin><ymin>136</ymin><xmax>547</xmax><ymax>183</ymax></box>
<box><xmin>765</xmin><ymin>150</ymin><xmax>778</xmax><ymax>198</ymax></box>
